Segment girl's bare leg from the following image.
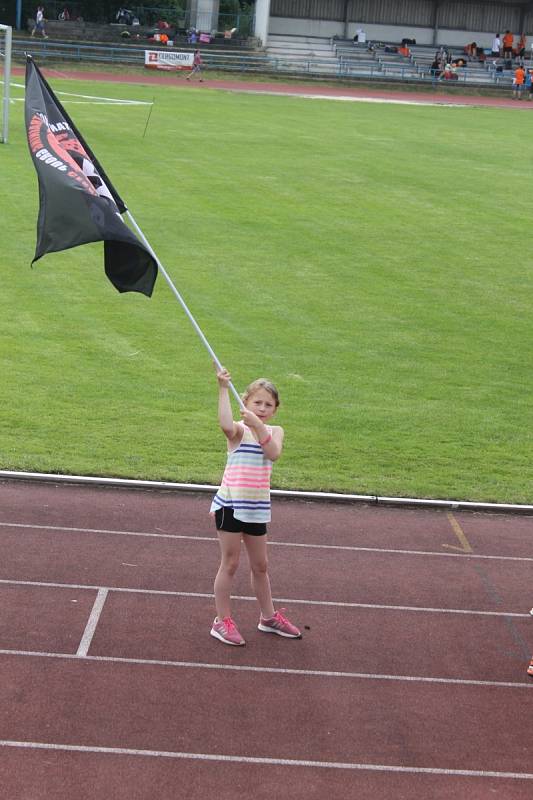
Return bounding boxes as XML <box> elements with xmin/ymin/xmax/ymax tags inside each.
<box><xmin>214</xmin><ymin>532</ymin><xmax>241</xmax><ymax>619</ymax></box>
<box><xmin>242</xmin><ymin>534</ymin><xmax>275</xmax><ymax>619</ymax></box>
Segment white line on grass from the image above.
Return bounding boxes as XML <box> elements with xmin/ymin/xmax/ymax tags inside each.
<box><xmin>231</xmin><ymin>88</ymin><xmax>471</xmax><ymax>107</ymax></box>
<box><xmin>0</xmin><ymin>520</ymin><xmax>531</xmax><ymax>563</ymax></box>
<box><xmin>76</xmin><ymin>588</ymin><xmax>108</xmax><ymax>656</ymax></box>
<box><xmin>0</xmin><ymin>740</ymin><xmax>531</xmax><ymax>779</ymax></box>
<box><xmin>10</xmin><ymin>80</ymin><xmax>152</xmax><ymax>105</ymax></box>
<box><xmin>0</xmin><ymin>648</ymin><xmax>531</xmax><ymax>690</ymax></box>
<box><xmin>0</xmin><ymin>578</ymin><xmax>529</xmax><ymax>618</ymax></box>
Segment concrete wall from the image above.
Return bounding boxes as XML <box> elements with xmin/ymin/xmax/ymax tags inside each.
<box><xmin>269</xmin><ymin>17</ymin><xmax>502</xmax><ymax>49</ymax></box>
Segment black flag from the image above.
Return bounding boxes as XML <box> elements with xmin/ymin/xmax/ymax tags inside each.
<box><xmin>25</xmin><ymin>56</ymin><xmax>157</xmax><ymax>296</ymax></box>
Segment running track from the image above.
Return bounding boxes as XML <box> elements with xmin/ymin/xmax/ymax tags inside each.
<box><xmin>0</xmin><ymin>478</ymin><xmax>532</xmax><ymax>799</ymax></box>
<box><xmin>11</xmin><ymin>64</ymin><xmax>533</xmax><ymax>110</ymax></box>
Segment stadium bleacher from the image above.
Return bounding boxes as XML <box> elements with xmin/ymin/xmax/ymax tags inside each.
<box><xmin>315</xmin><ymin>37</ymin><xmax>521</xmax><ymax>86</ymax></box>
<box><xmin>17</xmin><ymin>21</ymin><xmax>528</xmax><ymax>87</ymax></box>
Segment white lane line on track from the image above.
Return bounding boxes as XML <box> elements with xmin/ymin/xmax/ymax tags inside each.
<box><xmin>1</xmin><ymin>521</ymin><xmax>531</xmax><ymax>563</ymax></box>
<box><xmin>0</xmin><ymin>648</ymin><xmax>531</xmax><ymax>690</ymax></box>
<box><xmin>0</xmin><ymin>578</ymin><xmax>529</xmax><ymax>618</ymax></box>
<box><xmin>76</xmin><ymin>588</ymin><xmax>108</xmax><ymax>657</ymax></box>
<box><xmin>0</xmin><ymin>740</ymin><xmax>532</xmax><ymax>779</ymax></box>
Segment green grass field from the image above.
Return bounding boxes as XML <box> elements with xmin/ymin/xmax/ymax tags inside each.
<box><xmin>1</xmin><ymin>71</ymin><xmax>532</xmax><ymax>502</ymax></box>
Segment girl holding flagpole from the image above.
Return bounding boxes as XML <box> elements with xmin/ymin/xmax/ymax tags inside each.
<box><xmin>209</xmin><ymin>366</ymin><xmax>301</xmax><ymax>646</ymax></box>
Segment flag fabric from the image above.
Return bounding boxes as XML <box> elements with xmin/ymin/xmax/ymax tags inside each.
<box><xmin>24</xmin><ymin>56</ymin><xmax>157</xmax><ymax>296</ymax></box>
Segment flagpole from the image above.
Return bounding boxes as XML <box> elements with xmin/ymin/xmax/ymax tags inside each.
<box><xmin>125</xmin><ymin>209</ymin><xmax>245</xmax><ymax>410</ymax></box>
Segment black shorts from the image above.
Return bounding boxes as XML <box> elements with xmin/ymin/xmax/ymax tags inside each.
<box><xmin>214</xmin><ymin>507</ymin><xmax>267</xmax><ymax>536</ymax></box>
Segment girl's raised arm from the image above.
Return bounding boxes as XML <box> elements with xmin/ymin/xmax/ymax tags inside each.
<box><xmin>215</xmin><ymin>366</ymin><xmax>241</xmax><ymax>442</ymax></box>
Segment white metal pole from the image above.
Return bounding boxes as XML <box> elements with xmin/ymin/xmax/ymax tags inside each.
<box><xmin>1</xmin><ymin>25</ymin><xmax>11</xmax><ymax>144</ymax></box>
<box><xmin>125</xmin><ymin>209</ymin><xmax>245</xmax><ymax>410</ymax></box>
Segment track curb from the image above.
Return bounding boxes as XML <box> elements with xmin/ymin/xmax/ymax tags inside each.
<box><xmin>0</xmin><ymin>470</ymin><xmax>531</xmax><ymax>515</ymax></box>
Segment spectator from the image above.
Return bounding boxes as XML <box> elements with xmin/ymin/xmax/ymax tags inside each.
<box><xmin>437</xmin><ymin>45</ymin><xmax>450</xmax><ymax>64</ymax></box>
<box><xmin>491</xmin><ymin>33</ymin><xmax>501</xmax><ymax>56</ymax></box>
<box><xmin>430</xmin><ymin>56</ymin><xmax>441</xmax><ymax>80</ymax></box>
<box><xmin>442</xmin><ymin>63</ymin><xmax>458</xmax><ymax>80</ymax></box>
<box><xmin>502</xmin><ymin>30</ymin><xmax>514</xmax><ymax>59</ymax></box>
<box><xmin>58</xmin><ymin>7</ymin><xmax>70</xmax><ymax>20</ymax></box>
<box><xmin>464</xmin><ymin>41</ymin><xmax>477</xmax><ymax>60</ymax></box>
<box><xmin>398</xmin><ymin>43</ymin><xmax>411</xmax><ymax>58</ymax></box>
<box><xmin>31</xmin><ymin>6</ymin><xmax>48</xmax><ymax>38</ymax></box>
<box><xmin>515</xmin><ymin>33</ymin><xmax>527</xmax><ymax>60</ymax></box>
<box><xmin>524</xmin><ymin>69</ymin><xmax>533</xmax><ymax>100</ymax></box>
<box><xmin>354</xmin><ymin>28</ymin><xmax>366</xmax><ymax>44</ymax></box>
<box><xmin>116</xmin><ymin>8</ymin><xmax>133</xmax><ymax>25</ymax></box>
<box><xmin>512</xmin><ymin>64</ymin><xmax>525</xmax><ymax>98</ymax></box>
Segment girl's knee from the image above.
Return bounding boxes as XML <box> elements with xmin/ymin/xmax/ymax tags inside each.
<box><xmin>250</xmin><ymin>558</ymin><xmax>268</xmax><ymax>576</ymax></box>
<box><xmin>220</xmin><ymin>555</ymin><xmax>240</xmax><ymax>576</ymax></box>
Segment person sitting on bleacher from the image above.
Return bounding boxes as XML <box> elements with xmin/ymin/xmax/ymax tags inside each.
<box><xmin>515</xmin><ymin>33</ymin><xmax>527</xmax><ymax>60</ymax></box>
<box><xmin>442</xmin><ymin>63</ymin><xmax>458</xmax><ymax>80</ymax></box>
<box><xmin>398</xmin><ymin>44</ymin><xmax>411</xmax><ymax>58</ymax></box>
<box><xmin>464</xmin><ymin>42</ymin><xmax>477</xmax><ymax>60</ymax></box>
<box><xmin>430</xmin><ymin>57</ymin><xmax>443</xmax><ymax>79</ymax></box>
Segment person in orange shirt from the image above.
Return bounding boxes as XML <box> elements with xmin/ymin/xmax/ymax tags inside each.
<box><xmin>513</xmin><ymin>64</ymin><xmax>525</xmax><ymax>98</ymax></box>
<box><xmin>398</xmin><ymin>44</ymin><xmax>411</xmax><ymax>58</ymax></box>
<box><xmin>515</xmin><ymin>33</ymin><xmax>527</xmax><ymax>59</ymax></box>
<box><xmin>503</xmin><ymin>30</ymin><xmax>514</xmax><ymax>59</ymax></box>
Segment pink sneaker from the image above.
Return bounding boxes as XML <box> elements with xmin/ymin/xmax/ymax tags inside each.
<box><xmin>210</xmin><ymin>616</ymin><xmax>245</xmax><ymax>646</ymax></box>
<box><xmin>258</xmin><ymin>609</ymin><xmax>301</xmax><ymax>638</ymax></box>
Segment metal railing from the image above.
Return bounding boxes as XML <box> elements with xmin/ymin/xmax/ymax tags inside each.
<box><xmin>13</xmin><ymin>37</ymin><xmax>518</xmax><ymax>86</ymax></box>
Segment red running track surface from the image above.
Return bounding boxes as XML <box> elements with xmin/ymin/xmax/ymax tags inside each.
<box><xmin>0</xmin><ymin>478</ymin><xmax>532</xmax><ymax>799</ymax></box>
<box><xmin>12</xmin><ymin>64</ymin><xmax>533</xmax><ymax>110</ymax></box>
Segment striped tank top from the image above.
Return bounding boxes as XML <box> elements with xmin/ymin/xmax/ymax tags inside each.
<box><xmin>210</xmin><ymin>424</ymin><xmax>273</xmax><ymax>523</ymax></box>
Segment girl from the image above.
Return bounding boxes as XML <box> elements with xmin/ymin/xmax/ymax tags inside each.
<box><xmin>186</xmin><ymin>49</ymin><xmax>203</xmax><ymax>82</ymax></box>
<box><xmin>209</xmin><ymin>366</ymin><xmax>301</xmax><ymax>646</ymax></box>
